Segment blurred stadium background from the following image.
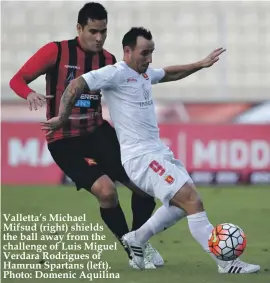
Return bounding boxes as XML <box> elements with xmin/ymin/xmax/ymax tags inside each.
<box><xmin>1</xmin><ymin>1</ymin><xmax>269</xmax><ymax>185</ymax></box>
<box><xmin>1</xmin><ymin>2</ymin><xmax>270</xmax><ymax>282</ymax></box>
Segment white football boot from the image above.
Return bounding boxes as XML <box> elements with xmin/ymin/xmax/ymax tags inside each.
<box><xmin>119</xmin><ymin>235</ymin><xmax>155</xmax><ymax>269</ymax></box>
<box><xmin>218</xmin><ymin>258</ymin><xmax>260</xmax><ymax>274</ymax></box>
<box><xmin>128</xmin><ymin>241</ymin><xmax>164</xmax><ymax>269</ymax></box>
<box><xmin>122</xmin><ymin>231</ymin><xmax>146</xmax><ymax>269</ymax></box>
<box><xmin>144</xmin><ymin>242</ymin><xmax>164</xmax><ymax>267</ymax></box>
<box><xmin>129</xmin><ymin>258</ymin><xmax>156</xmax><ymax>269</ymax></box>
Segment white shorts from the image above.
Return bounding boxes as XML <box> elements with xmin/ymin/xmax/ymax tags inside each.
<box><xmin>123</xmin><ymin>147</ymin><xmax>193</xmax><ymax>207</ymax></box>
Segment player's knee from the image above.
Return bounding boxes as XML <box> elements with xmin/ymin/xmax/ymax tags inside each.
<box><xmin>170</xmin><ymin>182</ymin><xmax>204</xmax><ymax>215</ymax></box>
<box><xmin>98</xmin><ymin>186</ymin><xmax>118</xmax><ymax>204</ymax></box>
<box><xmin>91</xmin><ymin>175</ymin><xmax>118</xmax><ymax>207</ymax></box>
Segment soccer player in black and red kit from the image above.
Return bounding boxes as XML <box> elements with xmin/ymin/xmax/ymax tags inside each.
<box><xmin>10</xmin><ymin>2</ymin><xmax>163</xmax><ymax>268</ymax></box>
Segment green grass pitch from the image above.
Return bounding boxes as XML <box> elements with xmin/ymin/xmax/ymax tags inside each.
<box><xmin>1</xmin><ymin>185</ymin><xmax>270</xmax><ymax>283</ymax></box>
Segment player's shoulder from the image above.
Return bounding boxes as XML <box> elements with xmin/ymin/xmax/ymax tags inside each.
<box><xmin>146</xmin><ymin>66</ymin><xmax>165</xmax><ymax>80</ymax></box>
<box><xmin>102</xmin><ymin>48</ymin><xmax>117</xmax><ymax>62</ymax></box>
<box><xmin>34</xmin><ymin>41</ymin><xmax>59</xmax><ymax>56</ymax></box>
<box><xmin>112</xmin><ymin>61</ymin><xmax>132</xmax><ymax>78</ymax></box>
<box><xmin>95</xmin><ymin>61</ymin><xmax>130</xmax><ymax>84</ymax></box>
<box><xmin>53</xmin><ymin>38</ymin><xmax>79</xmax><ymax>48</ymax></box>
<box><xmin>141</xmin><ymin>67</ymin><xmax>156</xmax><ymax>81</ymax></box>
<box><xmin>52</xmin><ymin>39</ymin><xmax>69</xmax><ymax>46</ymax></box>
<box><xmin>89</xmin><ymin>64</ymin><xmax>122</xmax><ymax>84</ymax></box>
<box><xmin>54</xmin><ymin>39</ymin><xmax>66</xmax><ymax>44</ymax></box>
<box><xmin>102</xmin><ymin>48</ymin><xmax>116</xmax><ymax>58</ymax></box>
<box><xmin>146</xmin><ymin>66</ymin><xmax>156</xmax><ymax>75</ymax></box>
<box><xmin>47</xmin><ymin>38</ymin><xmax>78</xmax><ymax>56</ymax></box>
<box><xmin>113</xmin><ymin>61</ymin><xmax>126</xmax><ymax>69</ymax></box>
<box><xmin>100</xmin><ymin>61</ymin><xmax>126</xmax><ymax>73</ymax></box>
<box><xmin>42</xmin><ymin>40</ymin><xmax>67</xmax><ymax>53</ymax></box>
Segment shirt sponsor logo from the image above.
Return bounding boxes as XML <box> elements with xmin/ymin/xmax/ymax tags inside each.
<box><xmin>75</xmin><ymin>100</ymin><xmax>91</xmax><ymax>108</ymax></box>
<box><xmin>142</xmin><ymin>84</ymin><xmax>150</xmax><ymax>100</ymax></box>
<box><xmin>127</xmin><ymin>77</ymin><xmax>137</xmax><ymax>83</ymax></box>
<box><xmin>140</xmin><ymin>100</ymin><xmax>153</xmax><ymax>107</ymax></box>
<box><xmin>140</xmin><ymin>83</ymin><xmax>152</xmax><ymax>107</ymax></box>
<box><xmin>79</xmin><ymin>94</ymin><xmax>99</xmax><ymax>100</ymax></box>
<box><xmin>84</xmin><ymin>158</ymin><xmax>97</xmax><ymax>166</ymax></box>
<box><xmin>164</xmin><ymin>175</ymin><xmax>174</xmax><ymax>185</ymax></box>
<box><xmin>64</xmin><ymin>65</ymin><xmax>81</xmax><ymax>69</ymax></box>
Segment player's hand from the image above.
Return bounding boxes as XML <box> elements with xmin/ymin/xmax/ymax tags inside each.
<box><xmin>27</xmin><ymin>92</ymin><xmax>53</xmax><ymax>111</ymax></box>
<box><xmin>40</xmin><ymin>117</ymin><xmax>64</xmax><ymax>136</ymax></box>
<box><xmin>200</xmin><ymin>48</ymin><xmax>226</xmax><ymax>68</ymax></box>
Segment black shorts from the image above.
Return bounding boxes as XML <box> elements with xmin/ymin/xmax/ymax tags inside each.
<box><xmin>48</xmin><ymin>121</ymin><xmax>129</xmax><ymax>190</ymax></box>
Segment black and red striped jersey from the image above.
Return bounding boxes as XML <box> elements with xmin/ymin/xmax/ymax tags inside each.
<box><xmin>46</xmin><ymin>38</ymin><xmax>116</xmax><ymax>143</ymax></box>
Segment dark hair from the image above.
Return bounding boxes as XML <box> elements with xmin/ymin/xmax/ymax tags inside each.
<box><xmin>122</xmin><ymin>27</ymin><xmax>152</xmax><ymax>49</ymax></box>
<box><xmin>78</xmin><ymin>2</ymin><xmax>108</xmax><ymax>27</ymax></box>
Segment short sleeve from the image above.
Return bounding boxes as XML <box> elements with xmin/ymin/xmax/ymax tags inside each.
<box><xmin>82</xmin><ymin>65</ymin><xmax>119</xmax><ymax>91</ymax></box>
<box><xmin>148</xmin><ymin>68</ymin><xmax>165</xmax><ymax>84</ymax></box>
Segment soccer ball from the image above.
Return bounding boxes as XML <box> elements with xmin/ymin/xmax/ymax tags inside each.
<box><xmin>208</xmin><ymin>223</ymin><xmax>247</xmax><ymax>261</ymax></box>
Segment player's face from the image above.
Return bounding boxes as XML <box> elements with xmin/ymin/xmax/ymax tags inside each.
<box><xmin>77</xmin><ymin>19</ymin><xmax>107</xmax><ymax>52</ymax></box>
<box><xmin>132</xmin><ymin>37</ymin><xmax>155</xmax><ymax>73</ymax></box>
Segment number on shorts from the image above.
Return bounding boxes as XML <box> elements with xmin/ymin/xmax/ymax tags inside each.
<box><xmin>149</xmin><ymin>160</ymin><xmax>165</xmax><ymax>176</ymax></box>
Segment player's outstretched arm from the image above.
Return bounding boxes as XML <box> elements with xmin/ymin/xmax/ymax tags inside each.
<box><xmin>160</xmin><ymin>48</ymin><xmax>226</xmax><ymax>83</ymax></box>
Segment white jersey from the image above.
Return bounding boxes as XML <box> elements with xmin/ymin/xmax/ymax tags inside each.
<box><xmin>82</xmin><ymin>61</ymin><xmax>166</xmax><ymax>164</ymax></box>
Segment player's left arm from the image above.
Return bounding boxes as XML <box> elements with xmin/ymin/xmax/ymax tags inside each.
<box><xmin>58</xmin><ymin>77</ymin><xmax>89</xmax><ymax>123</ymax></box>
<box><xmin>40</xmin><ymin>76</ymin><xmax>89</xmax><ymax>134</ymax></box>
<box><xmin>41</xmin><ymin>66</ymin><xmax>118</xmax><ymax>135</ymax></box>
<box><xmin>159</xmin><ymin>47</ymin><xmax>226</xmax><ymax>83</ymax></box>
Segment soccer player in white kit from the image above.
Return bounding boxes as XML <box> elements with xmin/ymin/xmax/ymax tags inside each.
<box><xmin>42</xmin><ymin>27</ymin><xmax>260</xmax><ymax>274</ymax></box>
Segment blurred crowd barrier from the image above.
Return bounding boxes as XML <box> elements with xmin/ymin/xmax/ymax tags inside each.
<box><xmin>2</xmin><ymin>122</ymin><xmax>270</xmax><ymax>185</ymax></box>
<box><xmin>2</xmin><ymin>1</ymin><xmax>270</xmax><ymax>102</ymax></box>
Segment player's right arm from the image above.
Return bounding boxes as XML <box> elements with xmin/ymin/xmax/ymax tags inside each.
<box><xmin>9</xmin><ymin>42</ymin><xmax>57</xmax><ymax>110</ymax></box>
<box><xmin>155</xmin><ymin>48</ymin><xmax>226</xmax><ymax>84</ymax></box>
<box><xmin>40</xmin><ymin>65</ymin><xmax>119</xmax><ymax>135</ymax></box>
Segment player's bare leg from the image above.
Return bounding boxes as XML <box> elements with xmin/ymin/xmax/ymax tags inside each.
<box><xmin>170</xmin><ymin>183</ymin><xmax>260</xmax><ymax>273</ymax></box>
<box><xmin>90</xmin><ymin>175</ymin><xmax>119</xmax><ymax>208</ymax></box>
